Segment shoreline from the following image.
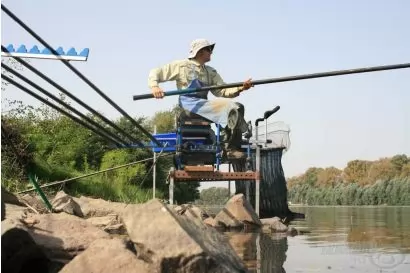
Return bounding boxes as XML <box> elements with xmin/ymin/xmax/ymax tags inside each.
<box><xmin>289</xmin><ymin>204</ymin><xmax>410</xmax><ymax>208</ymax></box>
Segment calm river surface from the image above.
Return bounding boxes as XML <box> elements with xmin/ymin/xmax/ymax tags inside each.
<box><xmin>225</xmin><ymin>206</ymin><xmax>410</xmax><ymax>273</ymax></box>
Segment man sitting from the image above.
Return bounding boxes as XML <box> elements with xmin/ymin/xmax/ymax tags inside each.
<box><xmin>148</xmin><ymin>38</ymin><xmax>253</xmax><ymax>159</ymax></box>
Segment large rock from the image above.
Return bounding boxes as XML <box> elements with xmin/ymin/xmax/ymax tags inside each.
<box><xmin>2</xmin><ymin>203</ymin><xmax>28</xmax><ymax>221</ymax></box>
<box><xmin>51</xmin><ymin>191</ymin><xmax>83</xmax><ymax>217</ymax></box>
<box><xmin>1</xmin><ymin>217</ymin><xmax>27</xmax><ymax>236</ymax></box>
<box><xmin>1</xmin><ymin>198</ymin><xmax>4</xmax><ymax>221</ymax></box>
<box><xmin>121</xmin><ymin>199</ymin><xmax>247</xmax><ymax>273</ymax></box>
<box><xmin>73</xmin><ymin>195</ymin><xmax>134</xmax><ymax>217</ymax></box>
<box><xmin>2</xmin><ymin>186</ymin><xmax>24</xmax><ymax>206</ymax></box>
<box><xmin>60</xmin><ymin>238</ymin><xmax>152</xmax><ymax>273</ymax></box>
<box><xmin>214</xmin><ymin>194</ymin><xmax>262</xmax><ymax>229</ymax></box>
<box><xmin>24</xmin><ymin>213</ymin><xmax>110</xmax><ymax>261</ymax></box>
<box><xmin>1</xmin><ymin>204</ymin><xmax>30</xmax><ymax>235</ymax></box>
<box><xmin>261</xmin><ymin>217</ymin><xmax>288</xmax><ymax>233</ymax></box>
<box><xmin>86</xmin><ymin>214</ymin><xmax>125</xmax><ymax>234</ymax></box>
<box><xmin>19</xmin><ymin>194</ymin><xmax>49</xmax><ymax>214</ymax></box>
<box><xmin>2</xmin><ymin>227</ymin><xmax>51</xmax><ymax>273</ymax></box>
<box><xmin>173</xmin><ymin>204</ymin><xmax>209</xmax><ymax>220</ymax></box>
<box><xmin>203</xmin><ymin>217</ymin><xmax>225</xmax><ymax>229</ymax></box>
<box><xmin>184</xmin><ymin>205</ymin><xmax>210</xmax><ymax>220</ymax></box>
<box><xmin>173</xmin><ymin>204</ymin><xmax>224</xmax><ymax>230</ymax></box>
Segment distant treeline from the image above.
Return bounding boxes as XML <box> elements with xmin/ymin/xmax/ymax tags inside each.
<box><xmin>287</xmin><ymin>155</ymin><xmax>410</xmax><ymax>206</ymax></box>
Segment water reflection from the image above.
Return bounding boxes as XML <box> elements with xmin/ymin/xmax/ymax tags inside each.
<box><xmin>289</xmin><ymin>206</ymin><xmax>410</xmax><ymax>254</ymax></box>
<box><xmin>226</xmin><ymin>232</ymin><xmax>288</xmax><ymax>273</ymax></box>
<box><xmin>225</xmin><ymin>207</ymin><xmax>410</xmax><ymax>272</ymax></box>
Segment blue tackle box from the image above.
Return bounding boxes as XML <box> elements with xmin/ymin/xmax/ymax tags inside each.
<box><xmin>150</xmin><ymin>132</ymin><xmax>207</xmax><ymax>153</ymax></box>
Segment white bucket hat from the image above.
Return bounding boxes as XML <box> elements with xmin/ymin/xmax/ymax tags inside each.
<box><xmin>188</xmin><ymin>38</ymin><xmax>215</xmax><ymax>58</ymax></box>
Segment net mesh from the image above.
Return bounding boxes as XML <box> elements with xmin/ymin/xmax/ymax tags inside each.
<box><xmin>250</xmin><ymin>121</ymin><xmax>291</xmax><ymax>152</ymax></box>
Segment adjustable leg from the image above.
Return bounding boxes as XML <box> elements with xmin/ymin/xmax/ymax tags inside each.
<box><xmin>255</xmin><ymin>135</ymin><xmax>261</xmax><ymax>216</ymax></box>
<box><xmin>255</xmin><ymin>179</ymin><xmax>260</xmax><ymax>217</ymax></box>
<box><xmin>169</xmin><ymin>168</ymin><xmax>175</xmax><ymax>205</ymax></box>
<box><xmin>246</xmin><ymin>183</ymin><xmax>250</xmax><ymax>202</ymax></box>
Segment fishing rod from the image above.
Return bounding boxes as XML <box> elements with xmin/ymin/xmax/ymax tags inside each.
<box><xmin>2</xmin><ymin>64</ymin><xmax>130</xmax><ymax>146</ymax></box>
<box><xmin>132</xmin><ymin>62</ymin><xmax>410</xmax><ymax>101</ymax></box>
<box><xmin>1</xmin><ymin>45</ymin><xmax>143</xmax><ymax>147</ymax></box>
<box><xmin>1</xmin><ymin>4</ymin><xmax>160</xmax><ymax>147</ymax></box>
<box><xmin>2</xmin><ymin>74</ymin><xmax>124</xmax><ymax>147</ymax></box>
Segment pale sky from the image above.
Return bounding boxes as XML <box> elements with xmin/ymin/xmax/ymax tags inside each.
<box><xmin>1</xmin><ymin>0</ymin><xmax>409</xmax><ymax>191</ymax></box>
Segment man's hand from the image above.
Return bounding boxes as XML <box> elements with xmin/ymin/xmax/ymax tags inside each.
<box><xmin>241</xmin><ymin>78</ymin><xmax>254</xmax><ymax>92</ymax></box>
<box><xmin>151</xmin><ymin>86</ymin><xmax>165</xmax><ymax>99</ymax></box>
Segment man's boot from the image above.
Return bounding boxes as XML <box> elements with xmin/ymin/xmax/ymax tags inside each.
<box><xmin>224</xmin><ymin>128</ymin><xmax>247</xmax><ymax>160</ymax></box>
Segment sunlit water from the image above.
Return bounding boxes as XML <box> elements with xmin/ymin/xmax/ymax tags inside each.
<box><xmin>224</xmin><ymin>206</ymin><xmax>410</xmax><ymax>273</ymax></box>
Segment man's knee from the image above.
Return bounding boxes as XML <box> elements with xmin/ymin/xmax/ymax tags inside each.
<box><xmin>235</xmin><ymin>102</ymin><xmax>245</xmax><ymax>116</ymax></box>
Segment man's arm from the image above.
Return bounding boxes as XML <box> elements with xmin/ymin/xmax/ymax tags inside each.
<box><xmin>210</xmin><ymin>69</ymin><xmax>242</xmax><ymax>98</ymax></box>
<box><xmin>209</xmin><ymin>68</ymin><xmax>253</xmax><ymax>98</ymax></box>
<box><xmin>148</xmin><ymin>60</ymin><xmax>181</xmax><ymax>88</ymax></box>
<box><xmin>148</xmin><ymin>60</ymin><xmax>181</xmax><ymax>98</ymax></box>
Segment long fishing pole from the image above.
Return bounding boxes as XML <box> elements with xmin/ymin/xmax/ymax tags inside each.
<box><xmin>17</xmin><ymin>153</ymin><xmax>174</xmax><ymax>194</ymax></box>
<box><xmin>2</xmin><ymin>74</ymin><xmax>124</xmax><ymax>147</ymax></box>
<box><xmin>1</xmin><ymin>45</ymin><xmax>143</xmax><ymax>147</ymax></box>
<box><xmin>1</xmin><ymin>4</ymin><xmax>160</xmax><ymax>147</ymax></box>
<box><xmin>3</xmin><ymin>64</ymin><xmax>130</xmax><ymax>146</ymax></box>
<box><xmin>132</xmin><ymin>62</ymin><xmax>410</xmax><ymax>101</ymax></box>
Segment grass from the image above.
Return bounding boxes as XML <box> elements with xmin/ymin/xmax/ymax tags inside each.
<box><xmin>58</xmin><ymin>158</ymin><xmax>167</xmax><ymax>204</ymax></box>
<box><xmin>64</xmin><ymin>175</ymin><xmax>164</xmax><ymax>204</ymax></box>
<box><xmin>3</xmin><ymin>156</ymin><xmax>165</xmax><ymax>204</ymax></box>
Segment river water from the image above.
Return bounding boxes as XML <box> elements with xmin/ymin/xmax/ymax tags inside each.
<box><xmin>225</xmin><ymin>206</ymin><xmax>410</xmax><ymax>273</ymax></box>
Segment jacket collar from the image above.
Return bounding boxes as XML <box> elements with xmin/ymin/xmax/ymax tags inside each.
<box><xmin>188</xmin><ymin>58</ymin><xmax>205</xmax><ymax>67</ymax></box>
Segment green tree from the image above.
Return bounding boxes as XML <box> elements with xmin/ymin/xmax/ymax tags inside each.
<box><xmin>343</xmin><ymin>160</ymin><xmax>373</xmax><ymax>185</ymax></box>
<box><xmin>1</xmin><ymin>97</ymin><xmax>175</xmax><ymax>203</ymax></box>
<box><xmin>1</xmin><ymin>118</ymin><xmax>34</xmax><ymax>192</ymax></box>
<box><xmin>99</xmin><ymin>149</ymin><xmax>149</xmax><ymax>186</ymax></box>
<box><xmin>1</xmin><ymin>57</ymin><xmax>27</xmax><ymax>93</ymax></box>
<box><xmin>365</xmin><ymin>159</ymin><xmax>397</xmax><ymax>185</ymax></box>
<box><xmin>391</xmin><ymin>154</ymin><xmax>408</xmax><ymax>172</ymax></box>
<box><xmin>198</xmin><ymin>187</ymin><xmax>230</xmax><ymax>205</ymax></box>
<box><xmin>400</xmin><ymin>163</ymin><xmax>410</xmax><ymax>178</ymax></box>
<box><xmin>150</xmin><ymin>106</ymin><xmax>180</xmax><ymax>133</ymax></box>
<box><xmin>317</xmin><ymin>167</ymin><xmax>342</xmax><ymax>187</ymax></box>
<box><xmin>303</xmin><ymin>167</ymin><xmax>323</xmax><ymax>186</ymax></box>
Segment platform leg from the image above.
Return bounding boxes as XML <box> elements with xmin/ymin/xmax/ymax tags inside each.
<box><xmin>228</xmin><ymin>163</ymin><xmax>231</xmax><ymax>197</ymax></box>
<box><xmin>255</xmin><ymin>146</ymin><xmax>261</xmax><ymax>217</ymax></box>
<box><xmin>169</xmin><ymin>176</ymin><xmax>174</xmax><ymax>205</ymax></box>
<box><xmin>256</xmin><ymin>232</ymin><xmax>261</xmax><ymax>273</ymax></box>
<box><xmin>246</xmin><ymin>183</ymin><xmax>250</xmax><ymax>202</ymax></box>
<box><xmin>255</xmin><ymin>180</ymin><xmax>260</xmax><ymax>217</ymax></box>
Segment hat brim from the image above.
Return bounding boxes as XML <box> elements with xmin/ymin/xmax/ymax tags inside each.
<box><xmin>207</xmin><ymin>44</ymin><xmax>215</xmax><ymax>51</ymax></box>
<box><xmin>188</xmin><ymin>43</ymin><xmax>215</xmax><ymax>58</ymax></box>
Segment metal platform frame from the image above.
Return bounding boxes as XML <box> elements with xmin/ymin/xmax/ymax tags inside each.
<box><xmin>167</xmin><ymin>166</ymin><xmax>260</xmax><ymax>215</ymax></box>
<box><xmin>166</xmin><ymin>107</ymin><xmax>284</xmax><ymax>217</ymax></box>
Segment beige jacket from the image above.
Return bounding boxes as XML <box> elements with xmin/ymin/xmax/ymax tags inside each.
<box><xmin>148</xmin><ymin>59</ymin><xmax>242</xmax><ymax>98</ymax></box>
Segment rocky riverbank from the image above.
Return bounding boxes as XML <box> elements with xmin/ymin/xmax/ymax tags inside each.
<box><xmin>1</xmin><ymin>188</ymin><xmax>300</xmax><ymax>273</ymax></box>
